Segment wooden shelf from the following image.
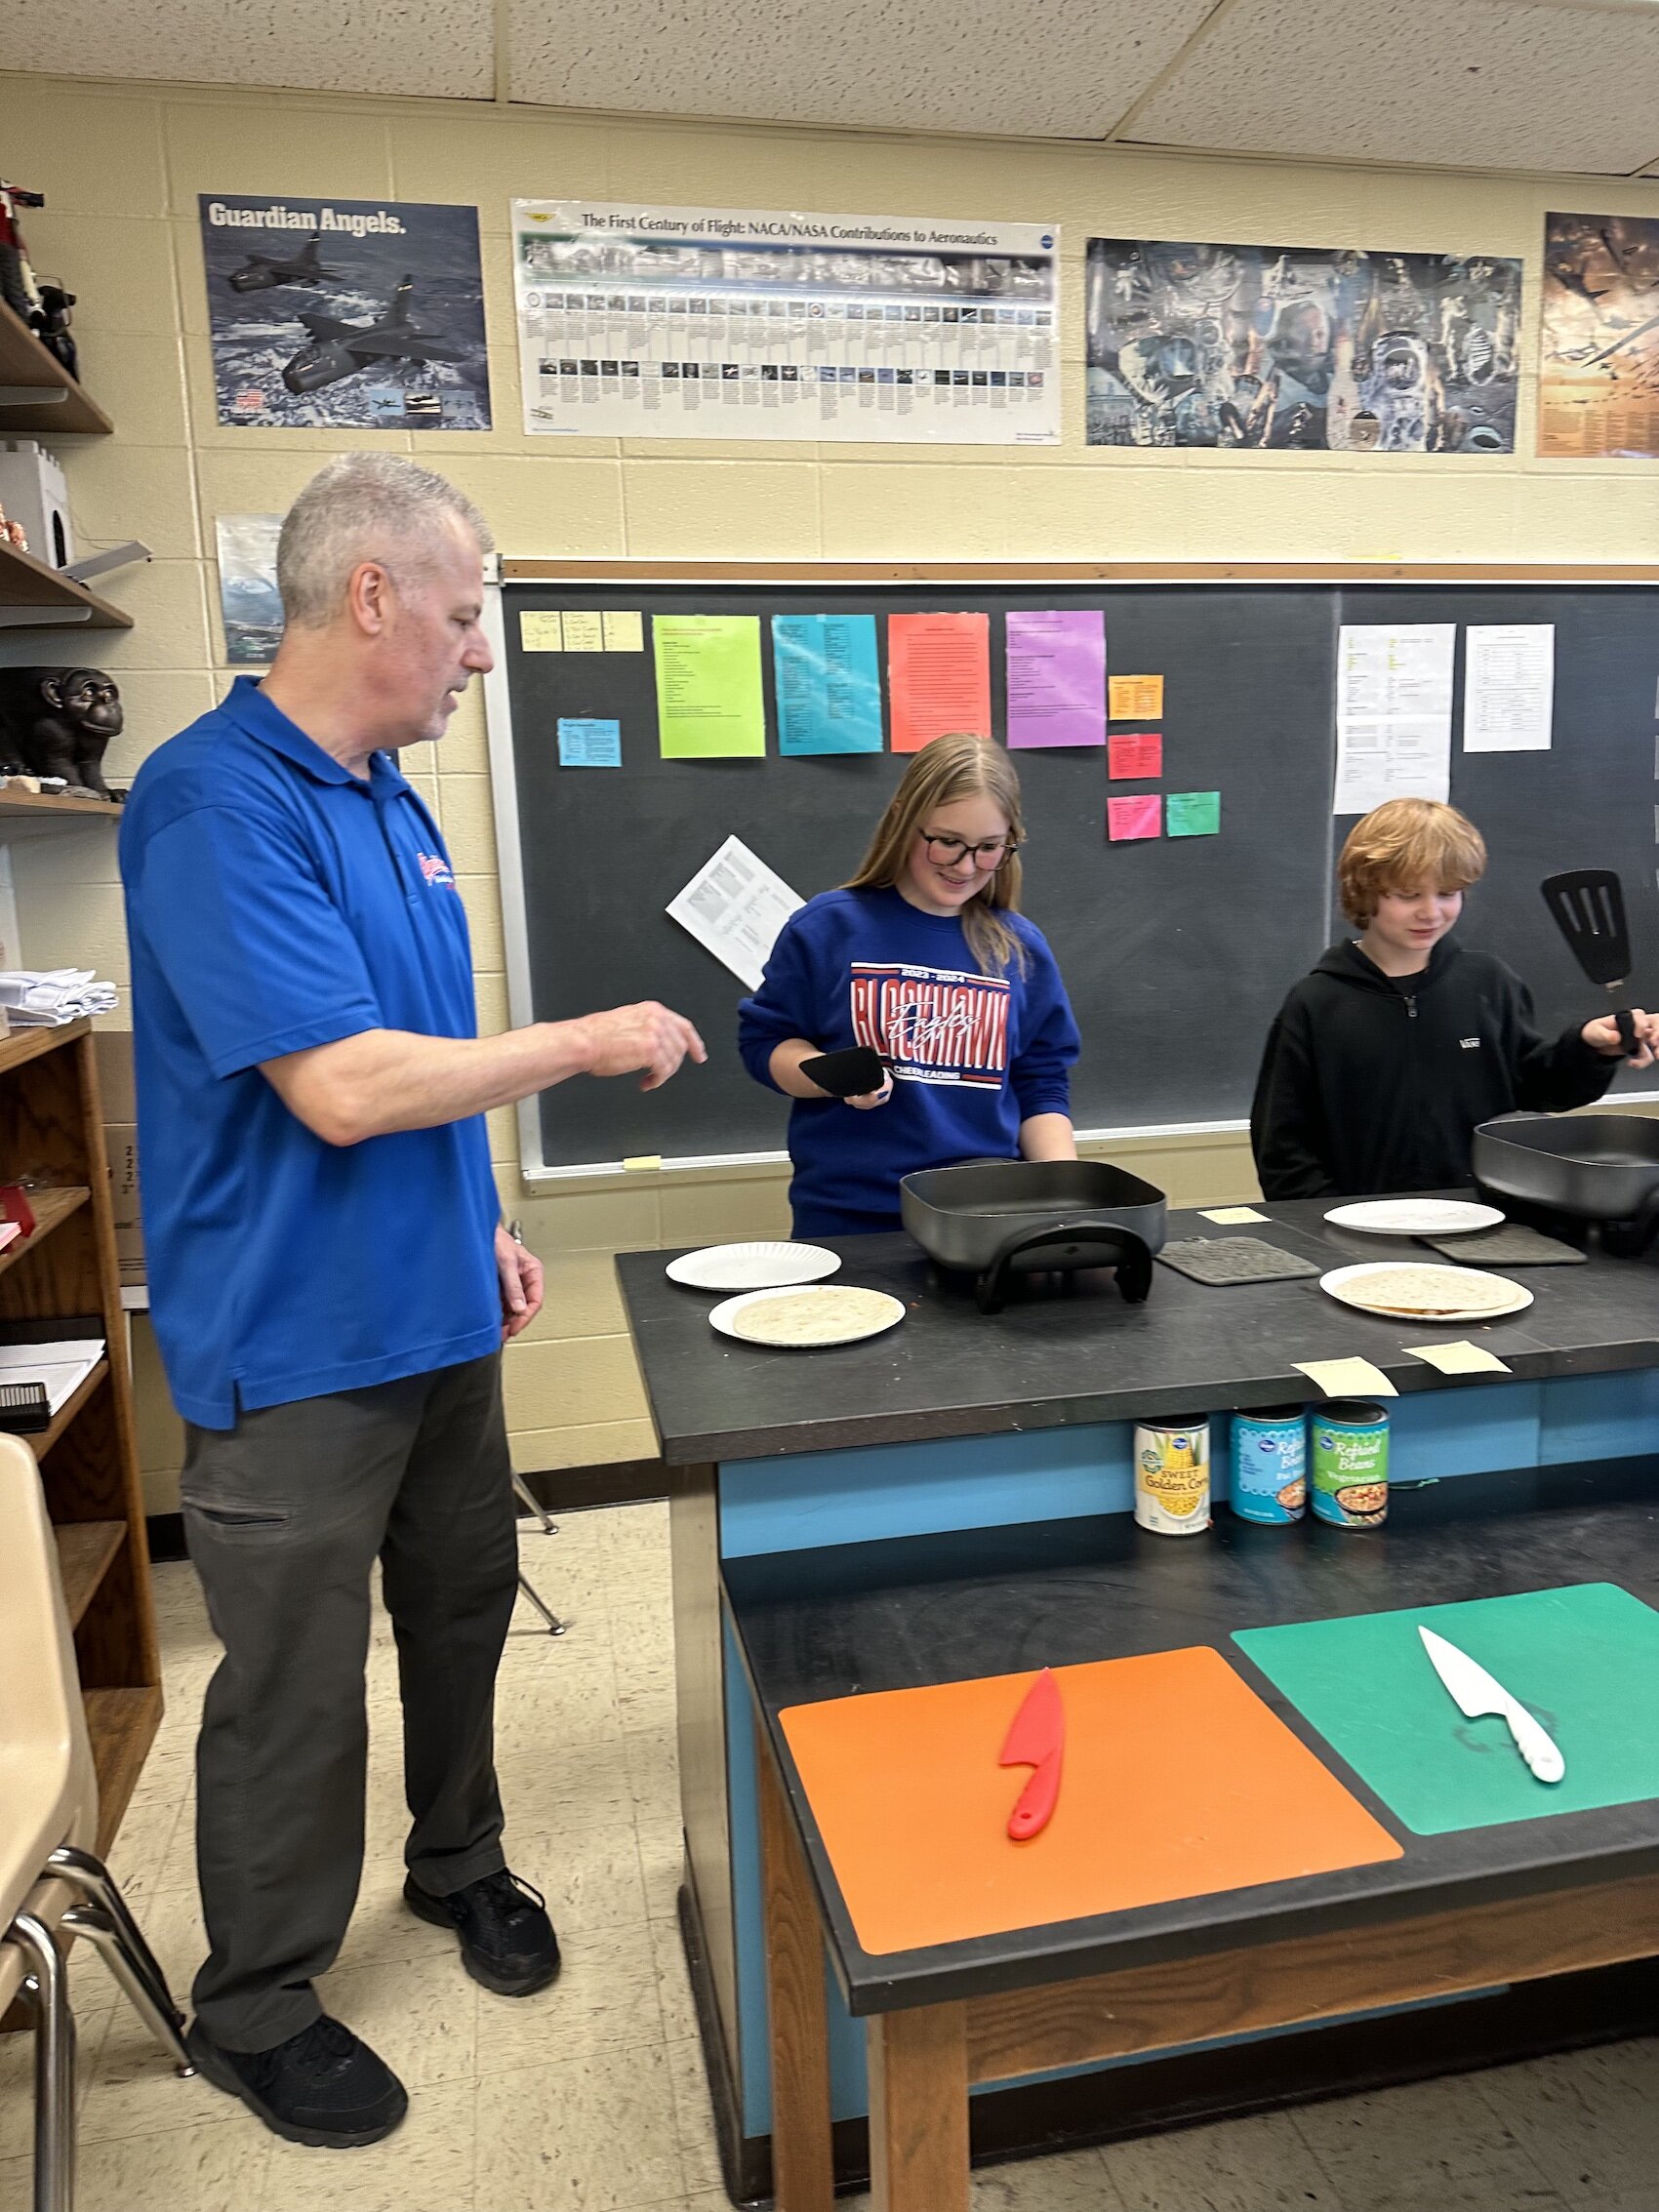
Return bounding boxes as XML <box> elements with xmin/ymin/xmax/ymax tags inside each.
<box><xmin>0</xmin><ymin>1186</ymin><xmax>91</xmax><ymax>1283</ymax></box>
<box><xmin>0</xmin><ymin>299</ymin><xmax>113</xmax><ymax>436</ymax></box>
<box><xmin>34</xmin><ymin>1359</ymin><xmax>108</xmax><ymax>1457</ymax></box>
<box><xmin>0</xmin><ymin>535</ymin><xmax>131</xmax><ymax>629</ymax></box>
<box><xmin>0</xmin><ymin>789</ymin><xmax>123</xmax><ymax>826</ymax></box>
<box><xmin>0</xmin><ymin>1015</ymin><xmax>90</xmax><ymax>1080</ymax></box>
<box><xmin>54</xmin><ymin>1519</ymin><xmax>125</xmax><ymax>1628</ymax></box>
<box><xmin>84</xmin><ymin>1685</ymin><xmax>162</xmax><ymax>1855</ymax></box>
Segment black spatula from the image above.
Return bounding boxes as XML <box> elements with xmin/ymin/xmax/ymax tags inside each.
<box><xmin>1541</xmin><ymin>869</ymin><xmax>1638</xmax><ymax>1054</ymax></box>
<box><xmin>799</xmin><ymin>1045</ymin><xmax>890</xmax><ymax>1098</ymax></box>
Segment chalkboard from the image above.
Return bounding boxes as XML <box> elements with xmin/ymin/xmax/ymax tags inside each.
<box><xmin>483</xmin><ymin>571</ymin><xmax>1659</xmax><ymax>1178</ymax></box>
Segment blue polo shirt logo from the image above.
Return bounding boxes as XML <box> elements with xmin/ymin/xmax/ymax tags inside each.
<box><xmin>119</xmin><ymin>677</ymin><xmax>502</xmax><ymax>1430</ymax></box>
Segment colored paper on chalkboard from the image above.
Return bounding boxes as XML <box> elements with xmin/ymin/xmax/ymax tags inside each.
<box><xmin>557</xmin><ymin>717</ymin><xmax>622</xmax><ymax>767</ymax></box>
<box><xmin>1109</xmin><ymin>732</ymin><xmax>1162</xmax><ymax>780</ymax></box>
<box><xmin>773</xmin><ymin>614</ymin><xmax>884</xmax><ymax>755</ymax></box>
<box><xmin>654</xmin><ymin>616</ymin><xmax>766</xmax><ymax>757</ymax></box>
<box><xmin>1167</xmin><ymin>790</ymin><xmax>1221</xmax><ymax>837</ymax></box>
<box><xmin>1005</xmin><ymin>609</ymin><xmax>1106</xmax><ymax>749</ymax></box>
<box><xmin>560</xmin><ymin>610</ymin><xmax>605</xmax><ymax>652</ymax></box>
<box><xmin>1110</xmin><ymin>673</ymin><xmax>1163</xmax><ymax>720</ymax></box>
<box><xmin>601</xmin><ymin>610</ymin><xmax>644</xmax><ymax>652</ymax></box>
<box><xmin>1108</xmin><ymin>795</ymin><xmax>1161</xmax><ymax>842</ymax></box>
<box><xmin>519</xmin><ymin>611</ymin><xmax>564</xmax><ymax>651</ymax></box>
<box><xmin>887</xmin><ymin>612</ymin><xmax>991</xmax><ymax>752</ymax></box>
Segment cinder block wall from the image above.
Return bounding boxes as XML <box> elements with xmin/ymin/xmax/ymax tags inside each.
<box><xmin>4</xmin><ymin>73</ymin><xmax>1657</xmax><ymax>1510</ymax></box>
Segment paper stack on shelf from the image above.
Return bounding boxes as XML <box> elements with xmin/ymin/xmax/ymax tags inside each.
<box><xmin>0</xmin><ymin>1338</ymin><xmax>106</xmax><ymax>1416</ymax></box>
<box><xmin>0</xmin><ymin>969</ymin><xmax>119</xmax><ymax>1026</ymax></box>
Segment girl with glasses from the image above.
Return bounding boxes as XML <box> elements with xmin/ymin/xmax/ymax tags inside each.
<box><xmin>739</xmin><ymin>733</ymin><xmax>1080</xmax><ymax>1238</ymax></box>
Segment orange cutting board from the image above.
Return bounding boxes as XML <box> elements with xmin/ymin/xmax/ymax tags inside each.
<box><xmin>780</xmin><ymin>1648</ymin><xmax>1402</xmax><ymax>1955</ymax></box>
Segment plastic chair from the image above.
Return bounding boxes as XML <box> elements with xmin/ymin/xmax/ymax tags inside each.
<box><xmin>0</xmin><ymin>1435</ymin><xmax>192</xmax><ymax>2212</ymax></box>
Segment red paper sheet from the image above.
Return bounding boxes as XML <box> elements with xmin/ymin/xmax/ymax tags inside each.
<box><xmin>1108</xmin><ymin>794</ymin><xmax>1162</xmax><ymax>841</ymax></box>
<box><xmin>887</xmin><ymin>612</ymin><xmax>992</xmax><ymax>753</ymax></box>
<box><xmin>1109</xmin><ymin>732</ymin><xmax>1162</xmax><ymax>780</ymax></box>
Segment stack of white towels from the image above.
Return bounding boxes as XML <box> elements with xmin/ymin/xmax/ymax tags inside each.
<box><xmin>0</xmin><ymin>969</ymin><xmax>120</xmax><ymax>1026</ymax></box>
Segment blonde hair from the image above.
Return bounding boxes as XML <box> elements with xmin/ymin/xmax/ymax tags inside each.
<box><xmin>1339</xmin><ymin>798</ymin><xmax>1487</xmax><ymax>926</ymax></box>
<box><xmin>845</xmin><ymin>734</ymin><xmax>1028</xmax><ymax>975</ymax></box>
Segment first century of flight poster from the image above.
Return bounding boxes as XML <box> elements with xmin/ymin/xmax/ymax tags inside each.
<box><xmin>199</xmin><ymin>194</ymin><xmax>491</xmax><ymax>430</ymax></box>
<box><xmin>512</xmin><ymin>200</ymin><xmax>1059</xmax><ymax>444</ymax></box>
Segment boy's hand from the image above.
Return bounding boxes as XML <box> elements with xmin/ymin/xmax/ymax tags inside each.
<box><xmin>846</xmin><ymin>1075</ymin><xmax>894</xmax><ymax>1110</ymax></box>
<box><xmin>1582</xmin><ymin>1010</ymin><xmax>1659</xmax><ymax>1066</ymax></box>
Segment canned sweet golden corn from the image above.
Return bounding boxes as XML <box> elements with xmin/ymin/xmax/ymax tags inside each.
<box><xmin>1134</xmin><ymin>1421</ymin><xmax>1211</xmax><ymax>1535</ymax></box>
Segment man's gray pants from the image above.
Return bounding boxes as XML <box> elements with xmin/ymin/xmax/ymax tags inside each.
<box><xmin>180</xmin><ymin>1352</ymin><xmax>517</xmax><ymax>2052</ymax></box>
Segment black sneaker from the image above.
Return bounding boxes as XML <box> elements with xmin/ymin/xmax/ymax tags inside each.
<box><xmin>404</xmin><ymin>1867</ymin><xmax>561</xmax><ymax>1996</ymax></box>
<box><xmin>185</xmin><ymin>2015</ymin><xmax>408</xmax><ymax>2148</ymax></box>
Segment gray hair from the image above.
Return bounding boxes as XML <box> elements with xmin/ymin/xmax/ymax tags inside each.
<box><xmin>275</xmin><ymin>453</ymin><xmax>494</xmax><ymax>627</ymax></box>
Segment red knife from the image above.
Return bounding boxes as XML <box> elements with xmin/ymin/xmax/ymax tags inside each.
<box><xmin>998</xmin><ymin>1668</ymin><xmax>1064</xmax><ymax>1840</ymax></box>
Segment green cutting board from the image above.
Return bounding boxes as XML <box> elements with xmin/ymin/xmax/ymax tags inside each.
<box><xmin>1234</xmin><ymin>1584</ymin><xmax>1659</xmax><ymax>1836</ymax></box>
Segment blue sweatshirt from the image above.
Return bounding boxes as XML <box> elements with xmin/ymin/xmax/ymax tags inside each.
<box><xmin>738</xmin><ymin>886</ymin><xmax>1080</xmax><ymax>1237</ymax></box>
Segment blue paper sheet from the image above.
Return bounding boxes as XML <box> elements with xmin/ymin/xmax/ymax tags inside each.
<box><xmin>557</xmin><ymin>717</ymin><xmax>622</xmax><ymax>767</ymax></box>
<box><xmin>773</xmin><ymin>614</ymin><xmax>883</xmax><ymax>755</ymax></box>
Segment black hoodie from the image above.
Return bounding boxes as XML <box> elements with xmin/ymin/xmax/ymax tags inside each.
<box><xmin>1250</xmin><ymin>937</ymin><xmax>1616</xmax><ymax>1199</ymax></box>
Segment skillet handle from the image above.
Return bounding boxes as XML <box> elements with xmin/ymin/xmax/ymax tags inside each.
<box><xmin>976</xmin><ymin>1223</ymin><xmax>1153</xmax><ymax>1315</ymax></box>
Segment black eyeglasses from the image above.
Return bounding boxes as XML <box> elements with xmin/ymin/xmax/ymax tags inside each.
<box><xmin>919</xmin><ymin>830</ymin><xmax>1020</xmax><ymax>870</ymax></box>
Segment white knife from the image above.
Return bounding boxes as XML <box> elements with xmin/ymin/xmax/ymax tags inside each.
<box><xmin>1418</xmin><ymin>1626</ymin><xmax>1565</xmax><ymax>1785</ymax></box>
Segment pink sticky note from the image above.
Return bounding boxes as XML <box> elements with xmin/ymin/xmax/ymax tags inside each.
<box><xmin>1109</xmin><ymin>732</ymin><xmax>1162</xmax><ymax>780</ymax></box>
<box><xmin>1108</xmin><ymin>795</ymin><xmax>1162</xmax><ymax>842</ymax></box>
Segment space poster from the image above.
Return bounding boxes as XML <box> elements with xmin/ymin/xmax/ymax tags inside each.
<box><xmin>1085</xmin><ymin>238</ymin><xmax>1520</xmax><ymax>453</ymax></box>
<box><xmin>1539</xmin><ymin>213</ymin><xmax>1659</xmax><ymax>459</ymax></box>
<box><xmin>198</xmin><ymin>194</ymin><xmax>491</xmax><ymax>430</ymax></box>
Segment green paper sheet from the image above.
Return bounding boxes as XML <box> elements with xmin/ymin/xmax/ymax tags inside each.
<box><xmin>1234</xmin><ymin>1584</ymin><xmax>1659</xmax><ymax>1835</ymax></box>
<box><xmin>654</xmin><ymin>615</ymin><xmax>766</xmax><ymax>758</ymax></box>
<box><xmin>1166</xmin><ymin>790</ymin><xmax>1221</xmax><ymax>837</ymax></box>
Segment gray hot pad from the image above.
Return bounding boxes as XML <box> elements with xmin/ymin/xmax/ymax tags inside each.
<box><xmin>1420</xmin><ymin>1224</ymin><xmax>1586</xmax><ymax>1266</ymax></box>
<box><xmin>1155</xmin><ymin>1236</ymin><xmax>1322</xmax><ymax>1287</ymax></box>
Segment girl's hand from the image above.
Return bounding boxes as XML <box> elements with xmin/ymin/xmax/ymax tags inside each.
<box><xmin>846</xmin><ymin>1076</ymin><xmax>894</xmax><ymax>1110</ymax></box>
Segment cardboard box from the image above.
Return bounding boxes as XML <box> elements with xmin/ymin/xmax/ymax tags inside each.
<box><xmin>94</xmin><ymin>1030</ymin><xmax>137</xmax><ymax>1123</ymax></box>
<box><xmin>105</xmin><ymin>1120</ymin><xmax>144</xmax><ymax>1277</ymax></box>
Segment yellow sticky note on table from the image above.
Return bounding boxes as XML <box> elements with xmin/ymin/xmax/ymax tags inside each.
<box><xmin>1404</xmin><ymin>1340</ymin><xmax>1513</xmax><ymax>1377</ymax></box>
<box><xmin>1201</xmin><ymin>1205</ymin><xmax>1267</xmax><ymax>1225</ymax></box>
<box><xmin>1294</xmin><ymin>1357</ymin><xmax>1398</xmax><ymax>1399</ymax></box>
<box><xmin>601</xmin><ymin>610</ymin><xmax>644</xmax><ymax>652</ymax></box>
<box><xmin>1110</xmin><ymin>674</ymin><xmax>1163</xmax><ymax>720</ymax></box>
<box><xmin>519</xmin><ymin>611</ymin><xmax>564</xmax><ymax>651</ymax></box>
<box><xmin>560</xmin><ymin>610</ymin><xmax>605</xmax><ymax>652</ymax></box>
<box><xmin>623</xmin><ymin>1154</ymin><xmax>663</xmax><ymax>1172</ymax></box>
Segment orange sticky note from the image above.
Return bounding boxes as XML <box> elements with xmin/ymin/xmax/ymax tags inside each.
<box><xmin>781</xmin><ymin>1651</ymin><xmax>1401</xmax><ymax>1955</ymax></box>
<box><xmin>1109</xmin><ymin>731</ymin><xmax>1162</xmax><ymax>780</ymax></box>
<box><xmin>1108</xmin><ymin>794</ymin><xmax>1161</xmax><ymax>841</ymax></box>
<box><xmin>887</xmin><ymin>612</ymin><xmax>991</xmax><ymax>753</ymax></box>
<box><xmin>1110</xmin><ymin>674</ymin><xmax>1164</xmax><ymax>720</ymax></box>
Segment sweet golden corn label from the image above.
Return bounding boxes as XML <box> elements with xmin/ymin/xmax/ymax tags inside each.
<box><xmin>1135</xmin><ymin>1425</ymin><xmax>1211</xmax><ymax>1535</ymax></box>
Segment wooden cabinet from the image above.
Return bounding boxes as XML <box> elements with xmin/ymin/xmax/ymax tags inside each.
<box><xmin>0</xmin><ymin>1019</ymin><xmax>159</xmax><ymax>1849</ymax></box>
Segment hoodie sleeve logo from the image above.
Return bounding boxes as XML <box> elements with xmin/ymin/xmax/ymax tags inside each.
<box><xmin>850</xmin><ymin>961</ymin><xmax>1009</xmax><ymax>1088</ymax></box>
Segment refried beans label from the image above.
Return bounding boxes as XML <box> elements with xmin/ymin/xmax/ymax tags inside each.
<box><xmin>849</xmin><ymin>962</ymin><xmax>1010</xmax><ymax>1089</ymax></box>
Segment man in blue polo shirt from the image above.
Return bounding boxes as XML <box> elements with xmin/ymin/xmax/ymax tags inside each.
<box><xmin>120</xmin><ymin>454</ymin><xmax>703</xmax><ymax>2149</ymax></box>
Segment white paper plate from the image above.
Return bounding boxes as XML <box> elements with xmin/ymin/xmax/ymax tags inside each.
<box><xmin>708</xmin><ymin>1284</ymin><xmax>907</xmax><ymax>1348</ymax></box>
<box><xmin>666</xmin><ymin>1242</ymin><xmax>841</xmax><ymax>1293</ymax></box>
<box><xmin>1318</xmin><ymin>1261</ymin><xmax>1533</xmax><ymax>1324</ymax></box>
<box><xmin>1323</xmin><ymin>1199</ymin><xmax>1506</xmax><ymax>1237</ymax></box>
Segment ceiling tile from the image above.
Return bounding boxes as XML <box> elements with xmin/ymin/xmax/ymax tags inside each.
<box><xmin>508</xmin><ymin>0</ymin><xmax>1218</xmax><ymax>139</ymax></box>
<box><xmin>1126</xmin><ymin>0</ymin><xmax>1659</xmax><ymax>175</ymax></box>
<box><xmin>3</xmin><ymin>0</ymin><xmax>494</xmax><ymax>101</ymax></box>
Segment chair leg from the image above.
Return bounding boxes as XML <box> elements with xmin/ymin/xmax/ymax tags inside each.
<box><xmin>511</xmin><ymin>1471</ymin><xmax>557</xmax><ymax>1535</ymax></box>
<box><xmin>516</xmin><ymin>1571</ymin><xmax>566</xmax><ymax>1636</ymax></box>
<box><xmin>10</xmin><ymin>1910</ymin><xmax>75</xmax><ymax>2212</ymax></box>
<box><xmin>60</xmin><ymin>1908</ymin><xmax>192</xmax><ymax>2077</ymax></box>
<box><xmin>45</xmin><ymin>1848</ymin><xmax>177</xmax><ymax>2031</ymax></box>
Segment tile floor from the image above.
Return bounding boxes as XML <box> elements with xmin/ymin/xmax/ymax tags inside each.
<box><xmin>2</xmin><ymin>1500</ymin><xmax>1655</xmax><ymax>2211</ymax></box>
